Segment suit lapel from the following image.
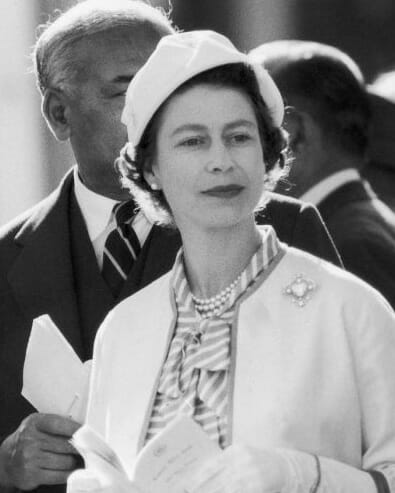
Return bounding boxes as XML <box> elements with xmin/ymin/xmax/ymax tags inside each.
<box><xmin>119</xmin><ymin>225</ymin><xmax>181</xmax><ymax>300</ymax></box>
<box><xmin>7</xmin><ymin>171</ymin><xmax>84</xmax><ymax>357</ymax></box>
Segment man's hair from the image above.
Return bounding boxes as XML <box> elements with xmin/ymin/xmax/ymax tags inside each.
<box><xmin>252</xmin><ymin>40</ymin><xmax>371</xmax><ymax>158</ymax></box>
<box><xmin>33</xmin><ymin>0</ymin><xmax>175</xmax><ymax>95</ymax></box>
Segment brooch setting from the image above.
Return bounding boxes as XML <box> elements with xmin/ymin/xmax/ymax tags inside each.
<box><xmin>284</xmin><ymin>274</ymin><xmax>316</xmax><ymax>307</ymax></box>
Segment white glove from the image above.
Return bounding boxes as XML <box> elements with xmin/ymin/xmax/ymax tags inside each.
<box><xmin>67</xmin><ymin>469</ymin><xmax>145</xmax><ymax>493</ymax></box>
<box><xmin>186</xmin><ymin>444</ymin><xmax>290</xmax><ymax>493</ymax></box>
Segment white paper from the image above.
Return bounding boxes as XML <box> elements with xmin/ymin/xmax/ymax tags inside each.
<box><xmin>71</xmin><ymin>424</ymin><xmax>128</xmax><ymax>488</ymax></box>
<box><xmin>133</xmin><ymin>415</ymin><xmax>220</xmax><ymax>492</ymax></box>
<box><xmin>22</xmin><ymin>314</ymin><xmax>91</xmax><ymax>423</ymax></box>
<box><xmin>71</xmin><ymin>415</ymin><xmax>221</xmax><ymax>493</ymax></box>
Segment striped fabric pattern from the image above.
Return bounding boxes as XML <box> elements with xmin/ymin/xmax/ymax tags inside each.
<box><xmin>145</xmin><ymin>226</ymin><xmax>280</xmax><ymax>448</ymax></box>
<box><xmin>102</xmin><ymin>200</ymin><xmax>140</xmax><ymax>297</ymax></box>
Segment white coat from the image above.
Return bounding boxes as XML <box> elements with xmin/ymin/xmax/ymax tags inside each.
<box><xmin>86</xmin><ymin>245</ymin><xmax>395</xmax><ymax>491</ymax></box>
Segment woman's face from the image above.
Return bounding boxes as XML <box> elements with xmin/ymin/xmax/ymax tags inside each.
<box><xmin>146</xmin><ymin>83</ymin><xmax>266</xmax><ymax>232</ymax></box>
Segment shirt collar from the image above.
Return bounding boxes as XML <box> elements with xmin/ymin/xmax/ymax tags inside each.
<box><xmin>73</xmin><ymin>166</ymin><xmax>119</xmax><ymax>242</ymax></box>
<box><xmin>300</xmin><ymin>168</ymin><xmax>361</xmax><ymax>206</ymax></box>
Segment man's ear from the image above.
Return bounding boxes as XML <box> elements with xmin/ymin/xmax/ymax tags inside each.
<box><xmin>283</xmin><ymin>107</ymin><xmax>307</xmax><ymax>154</ymax></box>
<box><xmin>41</xmin><ymin>89</ymin><xmax>71</xmax><ymax>141</ymax></box>
<box><xmin>284</xmin><ymin>106</ymin><xmax>320</xmax><ymax>155</ymax></box>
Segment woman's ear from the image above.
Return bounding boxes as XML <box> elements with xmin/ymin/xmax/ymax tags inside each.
<box><xmin>143</xmin><ymin>165</ymin><xmax>162</xmax><ymax>191</ymax></box>
<box><xmin>41</xmin><ymin>89</ymin><xmax>71</xmax><ymax>141</ymax></box>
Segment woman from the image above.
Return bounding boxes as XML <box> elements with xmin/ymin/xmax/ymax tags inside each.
<box><xmin>69</xmin><ymin>31</ymin><xmax>395</xmax><ymax>492</ymax></box>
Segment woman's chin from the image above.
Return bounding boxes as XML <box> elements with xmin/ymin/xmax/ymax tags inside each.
<box><xmin>195</xmin><ymin>211</ymin><xmax>254</xmax><ymax>232</ymax></box>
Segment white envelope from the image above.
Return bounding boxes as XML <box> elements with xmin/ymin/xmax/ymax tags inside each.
<box><xmin>22</xmin><ymin>314</ymin><xmax>91</xmax><ymax>423</ymax></box>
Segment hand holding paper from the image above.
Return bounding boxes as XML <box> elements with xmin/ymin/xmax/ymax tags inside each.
<box><xmin>22</xmin><ymin>314</ymin><xmax>91</xmax><ymax>423</ymax></box>
<box><xmin>67</xmin><ymin>469</ymin><xmax>143</xmax><ymax>493</ymax></box>
<box><xmin>69</xmin><ymin>415</ymin><xmax>221</xmax><ymax>493</ymax></box>
<box><xmin>0</xmin><ymin>413</ymin><xmax>80</xmax><ymax>490</ymax></box>
<box><xmin>2</xmin><ymin>315</ymin><xmax>87</xmax><ymax>490</ymax></box>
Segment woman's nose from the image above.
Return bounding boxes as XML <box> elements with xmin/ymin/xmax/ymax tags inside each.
<box><xmin>206</xmin><ymin>141</ymin><xmax>234</xmax><ymax>172</ymax></box>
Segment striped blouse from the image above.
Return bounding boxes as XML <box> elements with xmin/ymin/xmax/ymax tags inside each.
<box><xmin>145</xmin><ymin>226</ymin><xmax>280</xmax><ymax>448</ymax></box>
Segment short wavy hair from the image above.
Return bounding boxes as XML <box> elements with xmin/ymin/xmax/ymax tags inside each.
<box><xmin>117</xmin><ymin>62</ymin><xmax>289</xmax><ymax>226</ymax></box>
<box><xmin>252</xmin><ymin>41</ymin><xmax>371</xmax><ymax>158</ymax></box>
<box><xmin>33</xmin><ymin>0</ymin><xmax>175</xmax><ymax>96</ymax></box>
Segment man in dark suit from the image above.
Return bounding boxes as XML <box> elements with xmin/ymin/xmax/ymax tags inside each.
<box><xmin>251</xmin><ymin>40</ymin><xmax>395</xmax><ymax>310</ymax></box>
<box><xmin>363</xmin><ymin>77</ymin><xmax>395</xmax><ymax>213</ymax></box>
<box><xmin>0</xmin><ymin>5</ymin><xmax>340</xmax><ymax>492</ymax></box>
<box><xmin>0</xmin><ymin>3</ymin><xmax>176</xmax><ymax>492</ymax></box>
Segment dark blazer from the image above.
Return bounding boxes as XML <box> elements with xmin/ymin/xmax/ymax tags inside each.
<box><xmin>0</xmin><ymin>170</ymin><xmax>340</xmax><ymax>493</ymax></box>
<box><xmin>318</xmin><ymin>179</ymin><xmax>395</xmax><ymax>308</ymax></box>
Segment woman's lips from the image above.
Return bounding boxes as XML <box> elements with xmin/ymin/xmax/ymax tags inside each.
<box><xmin>201</xmin><ymin>185</ymin><xmax>244</xmax><ymax>198</ymax></box>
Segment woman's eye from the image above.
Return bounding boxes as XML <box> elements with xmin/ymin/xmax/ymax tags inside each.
<box><xmin>179</xmin><ymin>136</ymin><xmax>204</xmax><ymax>147</ymax></box>
<box><xmin>229</xmin><ymin>133</ymin><xmax>252</xmax><ymax>144</ymax></box>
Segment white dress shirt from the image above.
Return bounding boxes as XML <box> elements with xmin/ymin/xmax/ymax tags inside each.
<box><xmin>73</xmin><ymin>167</ymin><xmax>152</xmax><ymax>269</ymax></box>
<box><xmin>300</xmin><ymin>168</ymin><xmax>361</xmax><ymax>206</ymax></box>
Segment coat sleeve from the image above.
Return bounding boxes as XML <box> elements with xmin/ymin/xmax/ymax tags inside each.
<box><xmin>280</xmin><ymin>286</ymin><xmax>395</xmax><ymax>493</ymax></box>
<box><xmin>346</xmin><ymin>286</ymin><xmax>395</xmax><ymax>491</ymax></box>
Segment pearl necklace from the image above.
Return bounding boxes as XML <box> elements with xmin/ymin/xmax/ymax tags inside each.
<box><xmin>191</xmin><ymin>273</ymin><xmax>242</xmax><ymax>318</ymax></box>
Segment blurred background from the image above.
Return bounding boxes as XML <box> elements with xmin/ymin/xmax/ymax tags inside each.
<box><xmin>1</xmin><ymin>0</ymin><xmax>394</xmax><ymax>224</ymax></box>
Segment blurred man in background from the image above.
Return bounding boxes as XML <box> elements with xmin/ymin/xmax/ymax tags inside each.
<box><xmin>363</xmin><ymin>69</ymin><xmax>395</xmax><ymax>212</ymax></box>
<box><xmin>252</xmin><ymin>40</ymin><xmax>395</xmax><ymax>308</ymax></box>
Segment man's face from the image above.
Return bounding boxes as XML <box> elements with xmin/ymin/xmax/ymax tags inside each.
<box><xmin>64</xmin><ymin>27</ymin><xmax>159</xmax><ymax>200</ymax></box>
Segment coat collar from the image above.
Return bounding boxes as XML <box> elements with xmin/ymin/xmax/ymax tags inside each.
<box><xmin>8</xmin><ymin>169</ymin><xmax>84</xmax><ymax>356</ymax></box>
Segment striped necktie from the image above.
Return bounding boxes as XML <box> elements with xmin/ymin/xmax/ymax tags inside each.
<box><xmin>102</xmin><ymin>200</ymin><xmax>141</xmax><ymax>298</ymax></box>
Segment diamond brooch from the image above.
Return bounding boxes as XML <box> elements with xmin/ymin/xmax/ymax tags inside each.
<box><xmin>284</xmin><ymin>274</ymin><xmax>316</xmax><ymax>307</ymax></box>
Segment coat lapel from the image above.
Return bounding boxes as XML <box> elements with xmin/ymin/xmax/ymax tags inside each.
<box><xmin>104</xmin><ymin>273</ymin><xmax>176</xmax><ymax>469</ymax></box>
<box><xmin>119</xmin><ymin>225</ymin><xmax>181</xmax><ymax>299</ymax></box>
<box><xmin>7</xmin><ymin>171</ymin><xmax>83</xmax><ymax>357</ymax></box>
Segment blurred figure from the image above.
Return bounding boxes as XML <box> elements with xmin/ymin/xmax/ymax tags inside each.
<box><xmin>251</xmin><ymin>41</ymin><xmax>395</xmax><ymax>308</ymax></box>
<box><xmin>363</xmin><ymin>69</ymin><xmax>395</xmax><ymax>212</ymax></box>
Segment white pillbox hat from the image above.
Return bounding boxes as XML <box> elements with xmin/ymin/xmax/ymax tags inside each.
<box><xmin>122</xmin><ymin>30</ymin><xmax>284</xmax><ymax>148</ymax></box>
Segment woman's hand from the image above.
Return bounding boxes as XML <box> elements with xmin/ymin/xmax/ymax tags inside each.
<box><xmin>67</xmin><ymin>469</ymin><xmax>145</xmax><ymax>493</ymax></box>
<box><xmin>187</xmin><ymin>444</ymin><xmax>289</xmax><ymax>493</ymax></box>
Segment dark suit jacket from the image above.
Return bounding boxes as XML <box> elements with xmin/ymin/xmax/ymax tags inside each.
<box><xmin>363</xmin><ymin>91</ymin><xmax>395</xmax><ymax>212</ymax></box>
<box><xmin>318</xmin><ymin>179</ymin><xmax>395</xmax><ymax>308</ymax></box>
<box><xmin>0</xmin><ymin>170</ymin><xmax>340</xmax><ymax>493</ymax></box>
